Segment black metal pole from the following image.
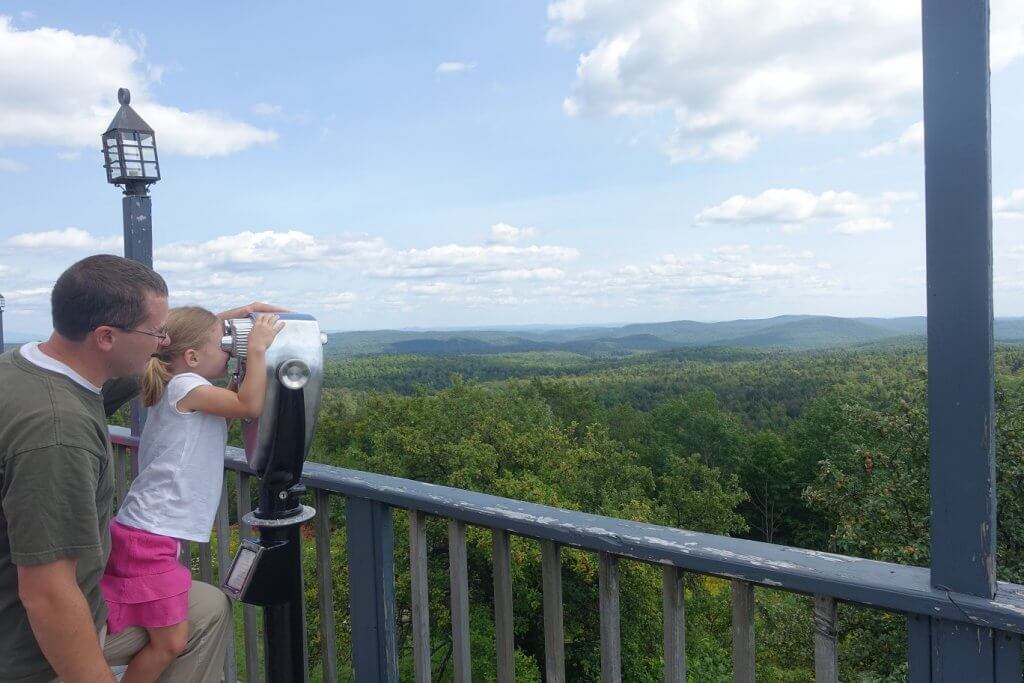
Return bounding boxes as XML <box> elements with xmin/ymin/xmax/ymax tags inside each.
<box><xmin>122</xmin><ymin>185</ymin><xmax>153</xmax><ymax>269</ymax></box>
<box><xmin>260</xmin><ymin>524</ymin><xmax>306</xmax><ymax>683</ymax></box>
<box><xmin>0</xmin><ymin>307</ymin><xmax>5</xmax><ymax>352</ymax></box>
<box><xmin>122</xmin><ymin>182</ymin><xmax>152</xmax><ymax>437</ymax></box>
<box><xmin>253</xmin><ymin>386</ymin><xmax>310</xmax><ymax>683</ymax></box>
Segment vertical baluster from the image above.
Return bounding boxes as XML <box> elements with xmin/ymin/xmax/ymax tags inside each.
<box><xmin>114</xmin><ymin>445</ymin><xmax>127</xmax><ymax>507</ymax></box>
<box><xmin>731</xmin><ymin>580</ymin><xmax>755</xmax><ymax>683</ymax></box>
<box><xmin>215</xmin><ymin>478</ymin><xmax>237</xmax><ymax>683</ymax></box>
<box><xmin>541</xmin><ymin>540</ymin><xmax>565</xmax><ymax>683</ymax></box>
<box><xmin>315</xmin><ymin>489</ymin><xmax>339</xmax><ymax>683</ymax></box>
<box><xmin>662</xmin><ymin>566</ymin><xmax>686</xmax><ymax>683</ymax></box>
<box><xmin>199</xmin><ymin>540</ymin><xmax>213</xmax><ymax>584</ymax></box>
<box><xmin>236</xmin><ymin>471</ymin><xmax>259</xmax><ymax>683</ymax></box>
<box><xmin>180</xmin><ymin>541</ymin><xmax>192</xmax><ymax>570</ymax></box>
<box><xmin>599</xmin><ymin>553</ymin><xmax>622</xmax><ymax>683</ymax></box>
<box><xmin>813</xmin><ymin>595</ymin><xmax>837</xmax><ymax>682</ymax></box>
<box><xmin>448</xmin><ymin>519</ymin><xmax>471</xmax><ymax>683</ymax></box>
<box><xmin>346</xmin><ymin>497</ymin><xmax>398</xmax><ymax>682</ymax></box>
<box><xmin>409</xmin><ymin>510</ymin><xmax>431</xmax><ymax>683</ymax></box>
<box><xmin>129</xmin><ymin>444</ymin><xmax>139</xmax><ymax>481</ymax></box>
<box><xmin>995</xmin><ymin>629</ymin><xmax>1022</xmax><ymax>682</ymax></box>
<box><xmin>907</xmin><ymin>614</ymin><xmax>931</xmax><ymax>683</ymax></box>
<box><xmin>492</xmin><ymin>530</ymin><xmax>515</xmax><ymax>683</ymax></box>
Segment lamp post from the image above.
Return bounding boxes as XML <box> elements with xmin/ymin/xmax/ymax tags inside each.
<box><xmin>103</xmin><ymin>88</ymin><xmax>160</xmax><ymax>438</ymax></box>
<box><xmin>102</xmin><ymin>88</ymin><xmax>160</xmax><ymax>268</ymax></box>
<box><xmin>0</xmin><ymin>293</ymin><xmax>6</xmax><ymax>352</ymax></box>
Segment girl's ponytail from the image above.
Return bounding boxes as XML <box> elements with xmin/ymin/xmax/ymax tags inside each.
<box><xmin>142</xmin><ymin>354</ymin><xmax>172</xmax><ymax>407</ymax></box>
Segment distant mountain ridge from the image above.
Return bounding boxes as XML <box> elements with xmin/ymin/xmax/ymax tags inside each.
<box><xmin>324</xmin><ymin>315</ymin><xmax>1024</xmax><ymax>357</ymax></box>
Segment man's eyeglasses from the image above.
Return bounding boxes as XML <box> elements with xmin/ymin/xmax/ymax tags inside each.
<box><xmin>114</xmin><ymin>326</ymin><xmax>169</xmax><ymax>342</ymax></box>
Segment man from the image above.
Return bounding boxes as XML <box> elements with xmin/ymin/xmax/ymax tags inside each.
<box><xmin>0</xmin><ymin>255</ymin><xmax>263</xmax><ymax>683</ymax></box>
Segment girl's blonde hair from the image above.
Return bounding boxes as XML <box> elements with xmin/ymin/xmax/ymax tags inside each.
<box><xmin>142</xmin><ymin>306</ymin><xmax>219</xmax><ymax>407</ymax></box>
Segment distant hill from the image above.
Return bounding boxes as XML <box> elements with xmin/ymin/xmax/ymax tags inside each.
<box><xmin>324</xmin><ymin>315</ymin><xmax>1024</xmax><ymax>357</ymax></box>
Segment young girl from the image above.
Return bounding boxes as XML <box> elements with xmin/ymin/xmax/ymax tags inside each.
<box><xmin>100</xmin><ymin>306</ymin><xmax>283</xmax><ymax>683</ymax></box>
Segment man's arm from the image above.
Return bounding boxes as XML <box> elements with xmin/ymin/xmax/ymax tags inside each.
<box><xmin>101</xmin><ymin>376</ymin><xmax>141</xmax><ymax>417</ymax></box>
<box><xmin>18</xmin><ymin>560</ymin><xmax>116</xmax><ymax>683</ymax></box>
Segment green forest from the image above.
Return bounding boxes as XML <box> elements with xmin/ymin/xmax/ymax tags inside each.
<box><xmin>234</xmin><ymin>341</ymin><xmax>1024</xmax><ymax>681</ymax></box>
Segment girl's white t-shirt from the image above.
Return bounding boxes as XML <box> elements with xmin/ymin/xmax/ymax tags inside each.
<box><xmin>117</xmin><ymin>373</ymin><xmax>228</xmax><ymax>542</ymax></box>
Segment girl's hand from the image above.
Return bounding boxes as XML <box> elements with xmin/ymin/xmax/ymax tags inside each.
<box><xmin>217</xmin><ymin>301</ymin><xmax>290</xmax><ymax>321</ymax></box>
<box><xmin>248</xmin><ymin>314</ymin><xmax>285</xmax><ymax>355</ymax></box>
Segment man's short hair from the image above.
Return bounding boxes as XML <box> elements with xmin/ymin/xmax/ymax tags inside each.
<box><xmin>51</xmin><ymin>255</ymin><xmax>169</xmax><ymax>342</ymax></box>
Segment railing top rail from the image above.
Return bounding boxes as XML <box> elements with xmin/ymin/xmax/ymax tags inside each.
<box><xmin>110</xmin><ymin>426</ymin><xmax>1024</xmax><ymax>634</ymax></box>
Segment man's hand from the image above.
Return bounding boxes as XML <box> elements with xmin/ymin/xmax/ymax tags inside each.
<box><xmin>18</xmin><ymin>560</ymin><xmax>117</xmax><ymax>683</ymax></box>
<box><xmin>217</xmin><ymin>302</ymin><xmax>290</xmax><ymax>321</ymax></box>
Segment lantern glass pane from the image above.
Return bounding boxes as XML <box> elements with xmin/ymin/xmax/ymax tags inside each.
<box><xmin>124</xmin><ymin>160</ymin><xmax>144</xmax><ymax>177</ymax></box>
<box><xmin>142</xmin><ymin>147</ymin><xmax>156</xmax><ymax>161</ymax></box>
<box><xmin>139</xmin><ymin>134</ymin><xmax>153</xmax><ymax>146</ymax></box>
<box><xmin>123</xmin><ymin>146</ymin><xmax>141</xmax><ymax>160</ymax></box>
<box><xmin>144</xmin><ymin>162</ymin><xmax>158</xmax><ymax>177</ymax></box>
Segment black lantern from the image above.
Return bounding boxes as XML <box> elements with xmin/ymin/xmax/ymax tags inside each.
<box><xmin>102</xmin><ymin>88</ymin><xmax>160</xmax><ymax>186</ymax></box>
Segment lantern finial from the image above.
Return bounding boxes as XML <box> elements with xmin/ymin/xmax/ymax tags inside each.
<box><xmin>118</xmin><ymin>88</ymin><xmax>131</xmax><ymax>106</ymax></box>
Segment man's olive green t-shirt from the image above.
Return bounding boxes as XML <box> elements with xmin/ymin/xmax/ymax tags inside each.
<box><xmin>0</xmin><ymin>349</ymin><xmax>114</xmax><ymax>683</ymax></box>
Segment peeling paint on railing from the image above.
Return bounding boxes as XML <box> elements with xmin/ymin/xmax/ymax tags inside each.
<box><xmin>109</xmin><ymin>426</ymin><xmax>1024</xmax><ymax>635</ymax></box>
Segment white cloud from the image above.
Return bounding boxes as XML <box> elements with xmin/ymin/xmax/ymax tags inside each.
<box><xmin>436</xmin><ymin>61</ymin><xmax>475</xmax><ymax>75</ymax></box>
<box><xmin>365</xmin><ymin>243</ymin><xmax>579</xmax><ymax>279</ymax></box>
<box><xmin>394</xmin><ymin>281</ymin><xmax>463</xmax><ymax>296</ymax></box>
<box><xmin>489</xmin><ymin>223</ymin><xmax>538</xmax><ymax>244</ymax></box>
<box><xmin>0</xmin><ymin>17</ymin><xmax>276</xmax><ymax>156</ymax></box>
<box><xmin>317</xmin><ymin>291</ymin><xmax>357</xmax><ymax>311</ymax></box>
<box><xmin>861</xmin><ymin>120</ymin><xmax>923</xmax><ymax>157</ymax></box>
<box><xmin>6</xmin><ymin>227</ymin><xmax>121</xmax><ymax>250</ymax></box>
<box><xmin>995</xmin><ymin>190</ymin><xmax>1024</xmax><ymax>221</ymax></box>
<box><xmin>252</xmin><ymin>103</ymin><xmax>283</xmax><ymax>116</ymax></box>
<box><xmin>695</xmin><ymin>188</ymin><xmax>912</xmax><ymax>234</ymax></box>
<box><xmin>0</xmin><ymin>158</ymin><xmax>26</xmax><ymax>172</ymax></box>
<box><xmin>548</xmin><ymin>0</ymin><xmax>1024</xmax><ymax>161</ymax></box>
<box><xmin>4</xmin><ymin>287</ymin><xmax>51</xmax><ymax>304</ymax></box>
<box><xmin>536</xmin><ymin>245</ymin><xmax>839</xmax><ymax>308</ymax></box>
<box><xmin>249</xmin><ymin>102</ymin><xmax>312</xmax><ymax>125</ymax></box>
<box><xmin>834</xmin><ymin>218</ymin><xmax>893</xmax><ymax>235</ymax></box>
<box><xmin>155</xmin><ymin>230</ymin><xmax>330</xmax><ymax>271</ymax></box>
<box><xmin>468</xmin><ymin>268</ymin><xmax>566</xmax><ymax>282</ymax></box>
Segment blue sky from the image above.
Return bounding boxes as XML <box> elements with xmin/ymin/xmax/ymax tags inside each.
<box><xmin>1</xmin><ymin>1</ymin><xmax>1023</xmax><ymax>335</ymax></box>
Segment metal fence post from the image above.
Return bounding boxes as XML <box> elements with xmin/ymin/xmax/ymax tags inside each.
<box><xmin>922</xmin><ymin>0</ymin><xmax>1000</xmax><ymax>678</ymax></box>
<box><xmin>346</xmin><ymin>496</ymin><xmax>398</xmax><ymax>682</ymax></box>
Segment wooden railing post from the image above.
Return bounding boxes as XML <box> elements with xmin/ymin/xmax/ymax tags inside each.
<box><xmin>492</xmin><ymin>530</ymin><xmax>515</xmax><ymax>683</ymax></box>
<box><xmin>409</xmin><ymin>510</ymin><xmax>431</xmax><ymax>683</ymax></box>
<box><xmin>662</xmin><ymin>566</ymin><xmax>685</xmax><ymax>683</ymax></box>
<box><xmin>346</xmin><ymin>497</ymin><xmax>398</xmax><ymax>682</ymax></box>
<box><xmin>812</xmin><ymin>595</ymin><xmax>837</xmax><ymax>682</ymax></box>
<box><xmin>448</xmin><ymin>519</ymin><xmax>472</xmax><ymax>682</ymax></box>
<box><xmin>731</xmin><ymin>580</ymin><xmax>755</xmax><ymax>683</ymax></box>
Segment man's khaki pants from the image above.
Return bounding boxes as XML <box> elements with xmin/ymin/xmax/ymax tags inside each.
<box><xmin>102</xmin><ymin>582</ymin><xmax>231</xmax><ymax>683</ymax></box>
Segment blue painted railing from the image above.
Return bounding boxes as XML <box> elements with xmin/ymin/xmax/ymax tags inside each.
<box><xmin>109</xmin><ymin>427</ymin><xmax>1024</xmax><ymax>682</ymax></box>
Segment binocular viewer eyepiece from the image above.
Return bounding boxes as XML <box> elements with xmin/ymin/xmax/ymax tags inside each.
<box><xmin>220</xmin><ymin>313</ymin><xmax>327</xmax><ymax>496</ymax></box>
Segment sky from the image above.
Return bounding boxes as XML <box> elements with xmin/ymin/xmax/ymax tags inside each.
<box><xmin>1</xmin><ymin>1</ymin><xmax>1023</xmax><ymax>335</ymax></box>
